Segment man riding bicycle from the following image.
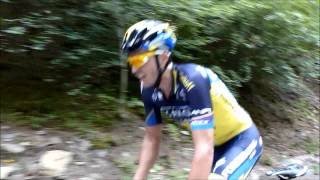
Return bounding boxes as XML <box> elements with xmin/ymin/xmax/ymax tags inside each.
<box><xmin>121</xmin><ymin>19</ymin><xmax>263</xmax><ymax>180</ymax></box>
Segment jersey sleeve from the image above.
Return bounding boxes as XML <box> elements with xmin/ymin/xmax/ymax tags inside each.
<box><xmin>184</xmin><ymin>66</ymin><xmax>214</xmax><ymax>130</ymax></box>
<box><xmin>141</xmin><ymin>87</ymin><xmax>162</xmax><ymax>127</ymax></box>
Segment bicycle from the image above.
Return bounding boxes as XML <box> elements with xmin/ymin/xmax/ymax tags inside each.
<box><xmin>207</xmin><ymin>163</ymin><xmax>308</xmax><ymax>180</ymax></box>
<box><xmin>266</xmin><ymin>163</ymin><xmax>308</xmax><ymax>180</ymax></box>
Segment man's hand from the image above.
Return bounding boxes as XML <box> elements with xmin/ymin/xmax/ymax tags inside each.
<box><xmin>189</xmin><ymin>128</ymin><xmax>214</xmax><ymax>180</ymax></box>
<box><xmin>133</xmin><ymin>124</ymin><xmax>162</xmax><ymax>180</ymax></box>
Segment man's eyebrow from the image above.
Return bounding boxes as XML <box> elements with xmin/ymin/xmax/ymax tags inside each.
<box><xmin>128</xmin><ymin>50</ymin><xmax>144</xmax><ymax>56</ymax></box>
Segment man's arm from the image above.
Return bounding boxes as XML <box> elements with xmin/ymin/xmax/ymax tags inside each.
<box><xmin>189</xmin><ymin>128</ymin><xmax>214</xmax><ymax>180</ymax></box>
<box><xmin>134</xmin><ymin>124</ymin><xmax>162</xmax><ymax>180</ymax></box>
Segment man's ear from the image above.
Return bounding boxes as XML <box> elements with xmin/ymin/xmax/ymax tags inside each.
<box><xmin>164</xmin><ymin>50</ymin><xmax>171</xmax><ymax>57</ymax></box>
<box><xmin>159</xmin><ymin>52</ymin><xmax>170</xmax><ymax>67</ymax></box>
<box><xmin>159</xmin><ymin>50</ymin><xmax>170</xmax><ymax>61</ymax></box>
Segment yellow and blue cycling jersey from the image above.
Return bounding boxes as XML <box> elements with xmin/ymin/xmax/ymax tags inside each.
<box><xmin>142</xmin><ymin>63</ymin><xmax>252</xmax><ymax>145</ymax></box>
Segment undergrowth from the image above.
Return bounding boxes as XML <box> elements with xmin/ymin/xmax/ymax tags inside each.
<box><xmin>1</xmin><ymin>78</ymin><xmax>120</xmax><ymax>132</ymax></box>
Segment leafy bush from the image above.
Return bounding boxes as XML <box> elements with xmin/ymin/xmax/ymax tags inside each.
<box><xmin>1</xmin><ymin>0</ymin><xmax>318</xmax><ymax>125</ymax></box>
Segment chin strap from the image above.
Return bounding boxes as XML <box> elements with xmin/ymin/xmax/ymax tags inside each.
<box><xmin>154</xmin><ymin>55</ymin><xmax>172</xmax><ymax>88</ymax></box>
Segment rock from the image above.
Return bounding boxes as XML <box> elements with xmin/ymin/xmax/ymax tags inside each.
<box><xmin>47</xmin><ymin>137</ymin><xmax>63</xmax><ymax>145</ymax></box>
<box><xmin>19</xmin><ymin>142</ymin><xmax>32</xmax><ymax>146</ymax></box>
<box><xmin>2</xmin><ymin>134</ymin><xmax>16</xmax><ymax>142</ymax></box>
<box><xmin>94</xmin><ymin>150</ymin><xmax>108</xmax><ymax>158</ymax></box>
<box><xmin>37</xmin><ymin>136</ymin><xmax>63</xmax><ymax>147</ymax></box>
<box><xmin>74</xmin><ymin>161</ymin><xmax>86</xmax><ymax>166</ymax></box>
<box><xmin>53</xmin><ymin>175</ymin><xmax>68</xmax><ymax>180</ymax></box>
<box><xmin>149</xmin><ymin>174</ymin><xmax>165</xmax><ymax>180</ymax></box>
<box><xmin>92</xmin><ymin>158</ymin><xmax>105</xmax><ymax>166</ymax></box>
<box><xmin>294</xmin><ymin>155</ymin><xmax>320</xmax><ymax>164</ymax></box>
<box><xmin>121</xmin><ymin>152</ymin><xmax>130</xmax><ymax>157</ymax></box>
<box><xmin>0</xmin><ymin>166</ymin><xmax>17</xmax><ymax>179</ymax></box>
<box><xmin>79</xmin><ymin>140</ymin><xmax>92</xmax><ymax>151</ymax></box>
<box><xmin>1</xmin><ymin>125</ymin><xmax>10</xmax><ymax>130</ymax></box>
<box><xmin>35</xmin><ymin>130</ymin><xmax>47</xmax><ymax>135</ymax></box>
<box><xmin>247</xmin><ymin>172</ymin><xmax>261</xmax><ymax>180</ymax></box>
<box><xmin>1</xmin><ymin>143</ymin><xmax>26</xmax><ymax>154</ymax></box>
<box><xmin>281</xmin><ymin>157</ymin><xmax>307</xmax><ymax>166</ymax></box>
<box><xmin>33</xmin><ymin>136</ymin><xmax>46</xmax><ymax>147</ymax></box>
<box><xmin>26</xmin><ymin>163</ymin><xmax>39</xmax><ymax>175</ymax></box>
<box><xmin>24</xmin><ymin>176</ymin><xmax>37</xmax><ymax>180</ymax></box>
<box><xmin>39</xmin><ymin>150</ymin><xmax>73</xmax><ymax>177</ymax></box>
<box><xmin>8</xmin><ymin>174</ymin><xmax>24</xmax><ymax>180</ymax></box>
<box><xmin>139</xmin><ymin>127</ymin><xmax>145</xmax><ymax>131</ymax></box>
<box><xmin>183</xmin><ymin>168</ymin><xmax>190</xmax><ymax>172</ymax></box>
<box><xmin>88</xmin><ymin>173</ymin><xmax>103</xmax><ymax>179</ymax></box>
<box><xmin>2</xmin><ymin>134</ymin><xmax>17</xmax><ymax>139</ymax></box>
<box><xmin>65</xmin><ymin>141</ymin><xmax>74</xmax><ymax>144</ymax></box>
<box><xmin>90</xmin><ymin>164</ymin><xmax>100</xmax><ymax>168</ymax></box>
<box><xmin>180</xmin><ymin>130</ymin><xmax>190</xmax><ymax>136</ymax></box>
<box><xmin>2</xmin><ymin>139</ymin><xmax>12</xmax><ymax>143</ymax></box>
<box><xmin>78</xmin><ymin>178</ymin><xmax>94</xmax><ymax>180</ymax></box>
<box><xmin>1</xmin><ymin>159</ymin><xmax>16</xmax><ymax>164</ymax></box>
<box><xmin>183</xmin><ymin>148</ymin><xmax>193</xmax><ymax>151</ymax></box>
<box><xmin>78</xmin><ymin>173</ymin><xmax>103</xmax><ymax>180</ymax></box>
<box><xmin>150</xmin><ymin>169</ymin><xmax>157</xmax><ymax>173</ymax></box>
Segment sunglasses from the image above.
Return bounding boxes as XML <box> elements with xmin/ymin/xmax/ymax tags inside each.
<box><xmin>127</xmin><ymin>51</ymin><xmax>156</xmax><ymax>69</ymax></box>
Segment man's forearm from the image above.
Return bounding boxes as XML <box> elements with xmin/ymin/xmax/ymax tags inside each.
<box><xmin>134</xmin><ymin>134</ymin><xmax>160</xmax><ymax>180</ymax></box>
<box><xmin>188</xmin><ymin>146</ymin><xmax>213</xmax><ymax>180</ymax></box>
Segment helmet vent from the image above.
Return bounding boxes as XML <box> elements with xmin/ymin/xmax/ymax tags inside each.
<box><xmin>144</xmin><ymin>32</ymin><xmax>158</xmax><ymax>43</ymax></box>
<box><xmin>127</xmin><ymin>29</ymin><xmax>137</xmax><ymax>44</ymax></box>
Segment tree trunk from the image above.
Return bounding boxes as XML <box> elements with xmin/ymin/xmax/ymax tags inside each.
<box><xmin>111</xmin><ymin>0</ymin><xmax>128</xmax><ymax>118</ymax></box>
<box><xmin>117</xmin><ymin>22</ymin><xmax>128</xmax><ymax>117</ymax></box>
<box><xmin>119</xmin><ymin>50</ymin><xmax>128</xmax><ymax>113</ymax></box>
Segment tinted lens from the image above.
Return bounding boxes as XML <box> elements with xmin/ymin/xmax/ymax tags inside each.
<box><xmin>127</xmin><ymin>51</ymin><xmax>155</xmax><ymax>69</ymax></box>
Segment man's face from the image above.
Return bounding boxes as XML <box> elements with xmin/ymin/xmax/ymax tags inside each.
<box><xmin>128</xmin><ymin>51</ymin><xmax>159</xmax><ymax>87</ymax></box>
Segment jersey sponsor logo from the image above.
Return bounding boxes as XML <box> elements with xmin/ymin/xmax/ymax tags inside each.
<box><xmin>191</xmin><ymin>112</ymin><xmax>213</xmax><ymax>121</ymax></box>
<box><xmin>190</xmin><ymin>119</ymin><xmax>210</xmax><ymax>126</ymax></box>
<box><xmin>176</xmin><ymin>88</ymin><xmax>187</xmax><ymax>101</ymax></box>
<box><xmin>160</xmin><ymin>106</ymin><xmax>212</xmax><ymax>119</ymax></box>
<box><xmin>190</xmin><ymin>108</ymin><xmax>211</xmax><ymax>116</ymax></box>
<box><xmin>161</xmin><ymin>106</ymin><xmax>190</xmax><ymax>119</ymax></box>
<box><xmin>190</xmin><ymin>112</ymin><xmax>213</xmax><ymax>127</ymax></box>
<box><xmin>179</xmin><ymin>74</ymin><xmax>195</xmax><ymax>92</ymax></box>
<box><xmin>152</xmin><ymin>90</ymin><xmax>163</xmax><ymax>102</ymax></box>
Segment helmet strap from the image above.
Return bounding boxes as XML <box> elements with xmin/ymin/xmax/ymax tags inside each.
<box><xmin>154</xmin><ymin>55</ymin><xmax>172</xmax><ymax>88</ymax></box>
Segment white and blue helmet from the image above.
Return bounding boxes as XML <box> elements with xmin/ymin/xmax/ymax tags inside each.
<box><xmin>121</xmin><ymin>20</ymin><xmax>176</xmax><ymax>53</ymax></box>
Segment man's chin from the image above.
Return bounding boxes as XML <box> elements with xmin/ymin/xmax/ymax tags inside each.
<box><xmin>141</xmin><ymin>80</ymin><xmax>155</xmax><ymax>88</ymax></box>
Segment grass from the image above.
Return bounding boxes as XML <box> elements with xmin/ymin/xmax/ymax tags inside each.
<box><xmin>90</xmin><ymin>135</ymin><xmax>117</xmax><ymax>149</ymax></box>
<box><xmin>165</xmin><ymin>123</ymin><xmax>181</xmax><ymax>142</ymax></box>
<box><xmin>289</xmin><ymin>138</ymin><xmax>319</xmax><ymax>156</ymax></box>
<box><xmin>111</xmin><ymin>158</ymin><xmax>136</xmax><ymax>178</ymax></box>
<box><xmin>273</xmin><ymin>97</ymin><xmax>319</xmax><ymax>127</ymax></box>
<box><xmin>259</xmin><ymin>154</ymin><xmax>274</xmax><ymax>166</ymax></box>
<box><xmin>167</xmin><ymin>169</ymin><xmax>188</xmax><ymax>180</ymax></box>
<box><xmin>1</xmin><ymin>78</ymin><xmax>119</xmax><ymax>133</ymax></box>
<box><xmin>4</xmin><ymin>113</ymin><xmax>58</xmax><ymax>129</ymax></box>
<box><xmin>303</xmin><ymin>141</ymin><xmax>320</xmax><ymax>155</ymax></box>
<box><xmin>111</xmin><ymin>159</ymin><xmax>189</xmax><ymax>180</ymax></box>
<box><xmin>0</xmin><ymin>62</ymin><xmax>121</xmax><ymax>131</ymax></box>
<box><xmin>312</xmin><ymin>164</ymin><xmax>320</xmax><ymax>175</ymax></box>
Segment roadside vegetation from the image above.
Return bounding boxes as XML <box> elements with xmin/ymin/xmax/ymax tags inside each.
<box><xmin>1</xmin><ymin>0</ymin><xmax>319</xmax><ymax>172</ymax></box>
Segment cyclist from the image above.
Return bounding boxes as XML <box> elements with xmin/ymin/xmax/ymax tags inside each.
<box><xmin>121</xmin><ymin>19</ymin><xmax>263</xmax><ymax>180</ymax></box>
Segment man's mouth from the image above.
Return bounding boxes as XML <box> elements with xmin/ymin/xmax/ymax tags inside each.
<box><xmin>140</xmin><ymin>76</ymin><xmax>146</xmax><ymax>81</ymax></box>
<box><xmin>136</xmin><ymin>74</ymin><xmax>145</xmax><ymax>81</ymax></box>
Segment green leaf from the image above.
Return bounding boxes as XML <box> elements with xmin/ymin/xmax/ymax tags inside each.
<box><xmin>2</xmin><ymin>26</ymin><xmax>26</xmax><ymax>35</ymax></box>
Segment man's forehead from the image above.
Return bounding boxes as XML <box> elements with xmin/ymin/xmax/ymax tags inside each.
<box><xmin>128</xmin><ymin>49</ymin><xmax>168</xmax><ymax>56</ymax></box>
<box><xmin>128</xmin><ymin>49</ymin><xmax>147</xmax><ymax>56</ymax></box>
